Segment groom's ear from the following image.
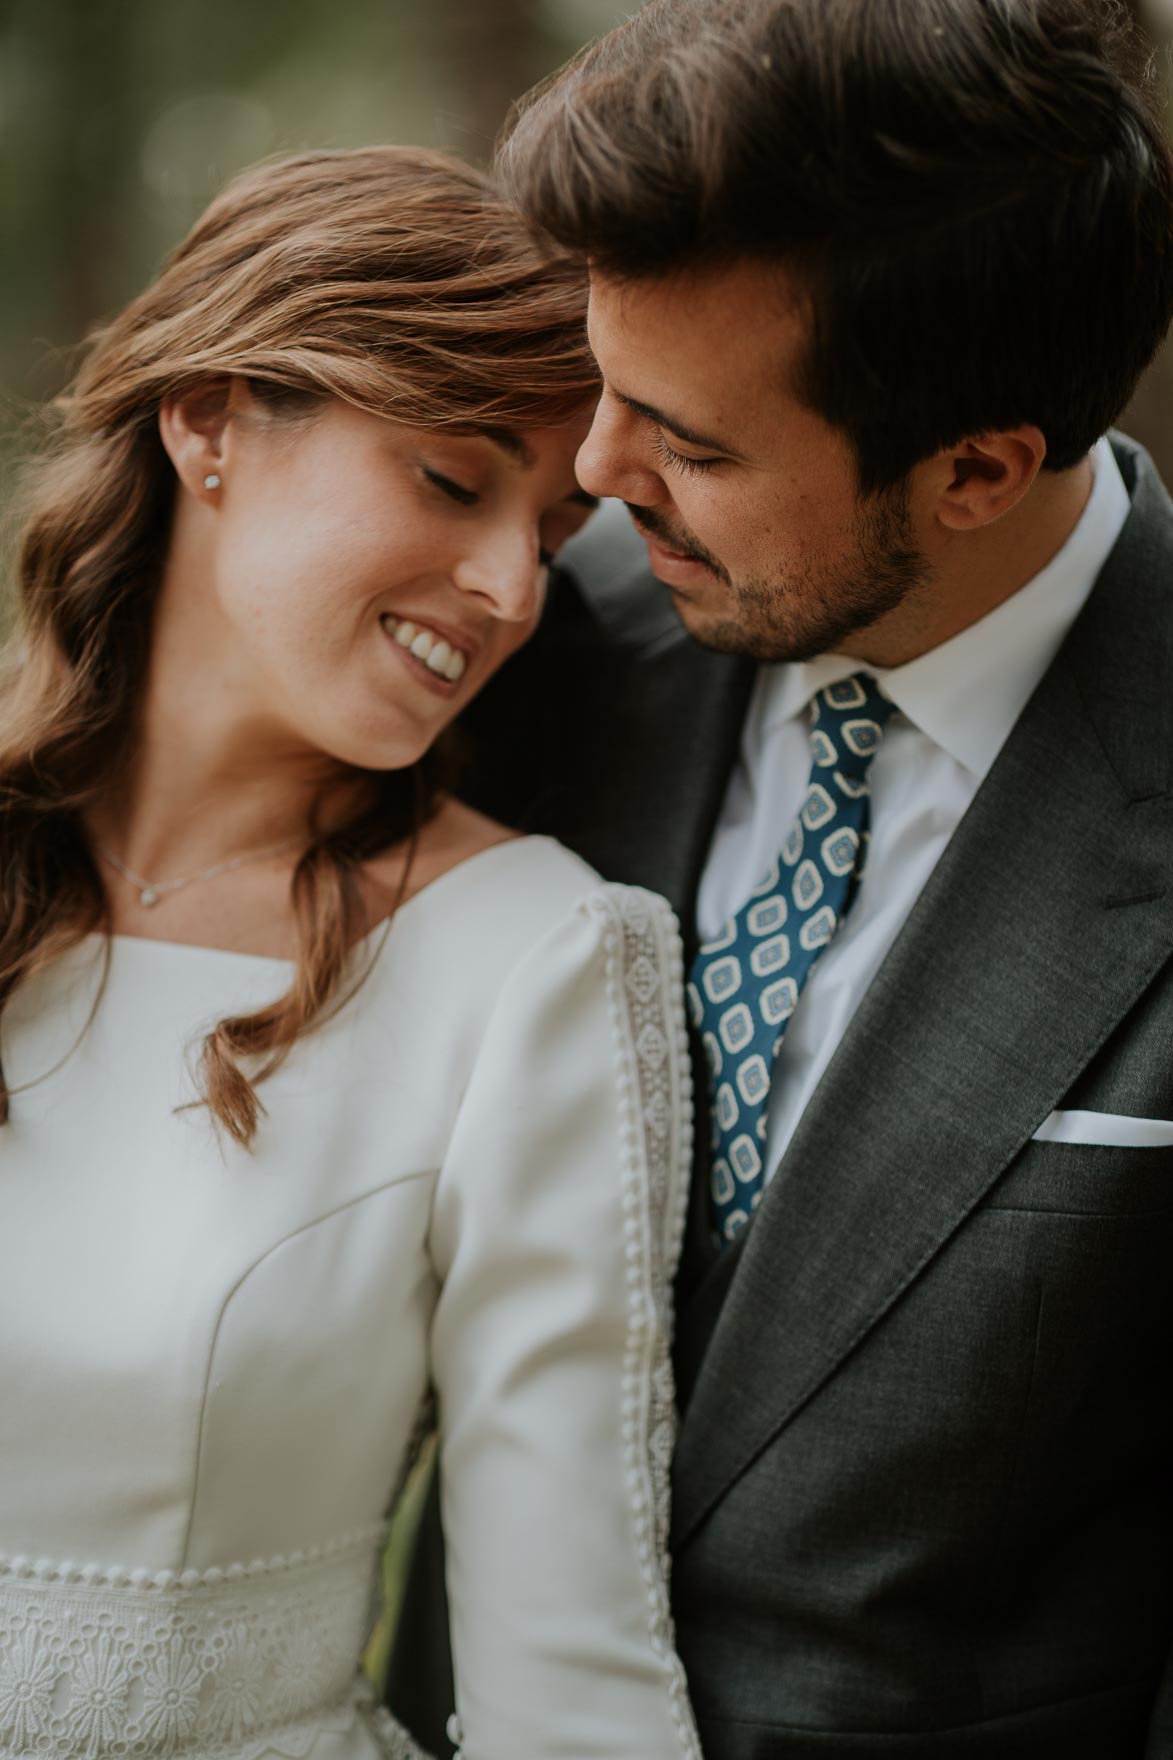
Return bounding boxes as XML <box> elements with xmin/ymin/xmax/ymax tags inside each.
<box><xmin>931</xmin><ymin>426</ymin><xmax>1047</xmax><ymax>530</ymax></box>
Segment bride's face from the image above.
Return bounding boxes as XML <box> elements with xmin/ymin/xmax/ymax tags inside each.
<box><xmin>160</xmin><ymin>388</ymin><xmax>597</xmax><ymax>772</ymax></box>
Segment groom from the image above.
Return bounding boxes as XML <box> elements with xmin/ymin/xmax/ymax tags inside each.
<box><xmin>389</xmin><ymin>0</ymin><xmax>1173</xmax><ymax>1753</ymax></box>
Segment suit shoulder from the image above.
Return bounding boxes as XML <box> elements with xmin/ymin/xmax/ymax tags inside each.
<box><xmin>559</xmin><ymin>496</ymin><xmax>647</xmax><ymax>593</ymax></box>
<box><xmin>555</xmin><ymin>500</ymin><xmax>680</xmax><ymax>649</ymax></box>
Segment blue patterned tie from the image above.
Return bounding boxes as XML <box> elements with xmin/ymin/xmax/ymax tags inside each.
<box><xmin>689</xmin><ymin>673</ymin><xmax>895</xmax><ymax>1244</ymax></box>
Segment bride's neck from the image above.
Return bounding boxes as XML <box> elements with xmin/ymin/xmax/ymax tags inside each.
<box><xmin>92</xmin><ymin>650</ymin><xmax>352</xmax><ymax>883</ymax></box>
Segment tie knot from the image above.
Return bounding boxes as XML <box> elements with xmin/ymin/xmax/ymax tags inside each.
<box><xmin>808</xmin><ymin>673</ymin><xmax>894</xmax><ymax>778</ymax></box>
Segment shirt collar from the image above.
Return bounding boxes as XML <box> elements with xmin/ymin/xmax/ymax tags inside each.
<box><xmin>753</xmin><ymin>436</ymin><xmax>1131</xmax><ymax>779</ymax></box>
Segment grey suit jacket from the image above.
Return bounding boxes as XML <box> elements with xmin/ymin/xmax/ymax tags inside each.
<box><xmin>387</xmin><ymin>435</ymin><xmax>1173</xmax><ymax>1757</ymax></box>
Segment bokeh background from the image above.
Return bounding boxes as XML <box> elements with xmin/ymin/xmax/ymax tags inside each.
<box><xmin>0</xmin><ymin>0</ymin><xmax>630</xmax><ymax>527</ymax></box>
<box><xmin>2</xmin><ymin>0</ymin><xmax>1171</xmax><ymax>521</ymax></box>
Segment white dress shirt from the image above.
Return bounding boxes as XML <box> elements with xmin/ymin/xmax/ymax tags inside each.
<box><xmin>696</xmin><ymin>437</ymin><xmax>1131</xmax><ymax>1184</ymax></box>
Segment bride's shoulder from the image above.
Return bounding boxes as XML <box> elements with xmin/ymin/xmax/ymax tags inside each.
<box><xmin>370</xmin><ymin>799</ymin><xmax>681</xmax><ymax>1000</ymax></box>
<box><xmin>403</xmin><ymin>797</ymin><xmax>671</xmax><ymax>935</ymax></box>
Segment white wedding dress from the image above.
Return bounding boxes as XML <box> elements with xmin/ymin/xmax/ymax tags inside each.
<box><xmin>0</xmin><ymin>837</ymin><xmax>702</xmax><ymax>1760</ymax></box>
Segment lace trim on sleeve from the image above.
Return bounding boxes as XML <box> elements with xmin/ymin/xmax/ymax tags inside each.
<box><xmin>590</xmin><ymin>885</ymin><xmax>702</xmax><ymax>1758</ymax></box>
<box><xmin>360</xmin><ymin>1702</ymin><xmax>435</xmax><ymax>1757</ymax></box>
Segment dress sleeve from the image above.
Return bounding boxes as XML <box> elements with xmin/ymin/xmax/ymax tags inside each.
<box><xmin>426</xmin><ymin>884</ymin><xmax>702</xmax><ymax>1759</ymax></box>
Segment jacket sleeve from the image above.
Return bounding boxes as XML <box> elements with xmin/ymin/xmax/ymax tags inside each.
<box><xmin>424</xmin><ymin>885</ymin><xmax>701</xmax><ymax>1759</ymax></box>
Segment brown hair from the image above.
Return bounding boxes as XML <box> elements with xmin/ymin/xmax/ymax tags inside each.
<box><xmin>498</xmin><ymin>0</ymin><xmax>1173</xmax><ymax>494</ymax></box>
<box><xmin>2</xmin><ymin>145</ymin><xmax>596</xmax><ymax>1144</ymax></box>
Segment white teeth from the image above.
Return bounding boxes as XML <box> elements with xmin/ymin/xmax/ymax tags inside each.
<box><xmin>382</xmin><ymin>616</ymin><xmax>467</xmax><ymax>683</ymax></box>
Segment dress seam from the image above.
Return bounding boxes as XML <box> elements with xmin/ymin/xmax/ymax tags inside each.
<box><xmin>183</xmin><ymin>1168</ymin><xmax>434</xmax><ymax>1571</ymax></box>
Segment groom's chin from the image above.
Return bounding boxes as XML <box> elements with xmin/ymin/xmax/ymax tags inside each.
<box><xmin>666</xmin><ymin>594</ymin><xmax>860</xmax><ymax>665</ymax></box>
<box><xmin>665</xmin><ymin>597</ymin><xmax>763</xmax><ymax>657</ymax></box>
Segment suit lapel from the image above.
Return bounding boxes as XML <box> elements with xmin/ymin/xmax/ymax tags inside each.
<box><xmin>672</xmin><ymin>445</ymin><xmax>1173</xmax><ymax>1547</ymax></box>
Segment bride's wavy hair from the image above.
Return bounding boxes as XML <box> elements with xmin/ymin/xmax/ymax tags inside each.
<box><xmin>1</xmin><ymin>145</ymin><xmax>596</xmax><ymax>1145</ymax></box>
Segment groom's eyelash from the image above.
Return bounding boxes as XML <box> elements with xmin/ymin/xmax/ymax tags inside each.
<box><xmin>651</xmin><ymin>429</ymin><xmax>720</xmax><ymax>478</ymax></box>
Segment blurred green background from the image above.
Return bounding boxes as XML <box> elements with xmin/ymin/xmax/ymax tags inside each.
<box><xmin>0</xmin><ymin>0</ymin><xmax>631</xmax><ymax>520</ymax></box>
<box><xmin>2</xmin><ymin>0</ymin><xmax>1170</xmax><ymax>512</ymax></box>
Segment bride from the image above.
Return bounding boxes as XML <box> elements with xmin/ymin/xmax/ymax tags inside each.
<box><xmin>0</xmin><ymin>147</ymin><xmax>700</xmax><ymax>1759</ymax></box>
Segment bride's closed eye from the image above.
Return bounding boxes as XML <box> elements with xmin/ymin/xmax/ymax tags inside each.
<box><xmin>424</xmin><ymin>475</ymin><xmax>561</xmax><ymax>569</ymax></box>
<box><xmin>422</xmin><ymin>466</ymin><xmax>480</xmax><ymax>507</ymax></box>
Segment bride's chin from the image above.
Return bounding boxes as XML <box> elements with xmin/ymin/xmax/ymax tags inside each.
<box><xmin>310</xmin><ymin>714</ymin><xmax>444</xmax><ymax>777</ymax></box>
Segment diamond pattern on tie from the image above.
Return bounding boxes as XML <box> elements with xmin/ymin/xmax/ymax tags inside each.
<box><xmin>688</xmin><ymin>673</ymin><xmax>895</xmax><ymax>1246</ymax></box>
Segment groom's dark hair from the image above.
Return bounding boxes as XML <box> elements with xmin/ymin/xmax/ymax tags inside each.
<box><xmin>498</xmin><ymin>0</ymin><xmax>1173</xmax><ymax>493</ymax></box>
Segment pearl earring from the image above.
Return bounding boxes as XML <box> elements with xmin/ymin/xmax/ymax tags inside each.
<box><xmin>203</xmin><ymin>473</ymin><xmax>222</xmax><ymax>491</ymax></box>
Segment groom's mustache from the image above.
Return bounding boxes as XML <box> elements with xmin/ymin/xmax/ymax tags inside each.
<box><xmin>624</xmin><ymin>503</ymin><xmax>727</xmax><ymax>581</ymax></box>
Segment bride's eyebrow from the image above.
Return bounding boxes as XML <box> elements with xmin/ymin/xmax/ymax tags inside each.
<box><xmin>476</xmin><ymin>425</ymin><xmax>536</xmax><ymax>468</ymax></box>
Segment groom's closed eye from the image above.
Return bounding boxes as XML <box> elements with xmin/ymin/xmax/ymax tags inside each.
<box><xmin>613</xmin><ymin>390</ymin><xmax>744</xmax><ymax>463</ymax></box>
<box><xmin>650</xmin><ymin>432</ymin><xmax>721</xmax><ymax>477</ymax></box>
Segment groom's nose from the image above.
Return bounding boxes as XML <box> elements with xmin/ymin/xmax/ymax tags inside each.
<box><xmin>576</xmin><ymin>395</ymin><xmax>668</xmax><ymax>507</ymax></box>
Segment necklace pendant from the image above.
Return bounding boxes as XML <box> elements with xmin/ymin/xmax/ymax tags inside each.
<box><xmin>139</xmin><ymin>886</ymin><xmax>160</xmax><ymax>908</ymax></box>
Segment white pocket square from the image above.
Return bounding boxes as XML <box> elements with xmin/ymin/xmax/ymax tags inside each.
<box><xmin>1032</xmin><ymin>1109</ymin><xmax>1173</xmax><ymax>1148</ymax></box>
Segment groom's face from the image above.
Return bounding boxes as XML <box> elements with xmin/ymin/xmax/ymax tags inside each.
<box><xmin>580</xmin><ymin>261</ymin><xmax>930</xmax><ymax>662</ymax></box>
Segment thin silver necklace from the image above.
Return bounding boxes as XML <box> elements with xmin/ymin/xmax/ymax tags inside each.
<box><xmin>96</xmin><ymin>835</ymin><xmax>302</xmax><ymax>909</ymax></box>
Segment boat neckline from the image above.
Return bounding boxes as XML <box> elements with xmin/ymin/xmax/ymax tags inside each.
<box><xmin>95</xmin><ymin>834</ymin><xmax>561</xmax><ymax>967</ymax></box>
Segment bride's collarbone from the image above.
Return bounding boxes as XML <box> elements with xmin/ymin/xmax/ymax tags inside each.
<box><xmin>101</xmin><ymin>798</ymin><xmax>519</xmax><ymax>960</ymax></box>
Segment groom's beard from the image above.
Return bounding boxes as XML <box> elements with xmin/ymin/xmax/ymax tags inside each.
<box><xmin>626</xmin><ymin>483</ymin><xmax>931</xmax><ymax>663</ymax></box>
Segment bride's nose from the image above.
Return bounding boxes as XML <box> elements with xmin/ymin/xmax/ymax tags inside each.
<box><xmin>452</xmin><ymin>521</ymin><xmax>544</xmax><ymax>622</ymax></box>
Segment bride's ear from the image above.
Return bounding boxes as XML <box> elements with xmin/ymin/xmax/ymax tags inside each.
<box><xmin>158</xmin><ymin>378</ymin><xmax>239</xmax><ymax>500</ymax></box>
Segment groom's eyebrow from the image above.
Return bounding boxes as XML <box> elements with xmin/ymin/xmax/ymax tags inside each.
<box><xmin>614</xmin><ymin>391</ymin><xmax>745</xmax><ymax>460</ymax></box>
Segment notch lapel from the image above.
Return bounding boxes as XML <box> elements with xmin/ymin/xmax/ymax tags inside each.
<box><xmin>672</xmin><ymin>446</ymin><xmax>1173</xmax><ymax>1547</ymax></box>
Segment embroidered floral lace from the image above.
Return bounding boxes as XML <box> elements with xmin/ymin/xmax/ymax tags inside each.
<box><xmin>0</xmin><ymin>1532</ymin><xmax>426</xmax><ymax>1759</ymax></box>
